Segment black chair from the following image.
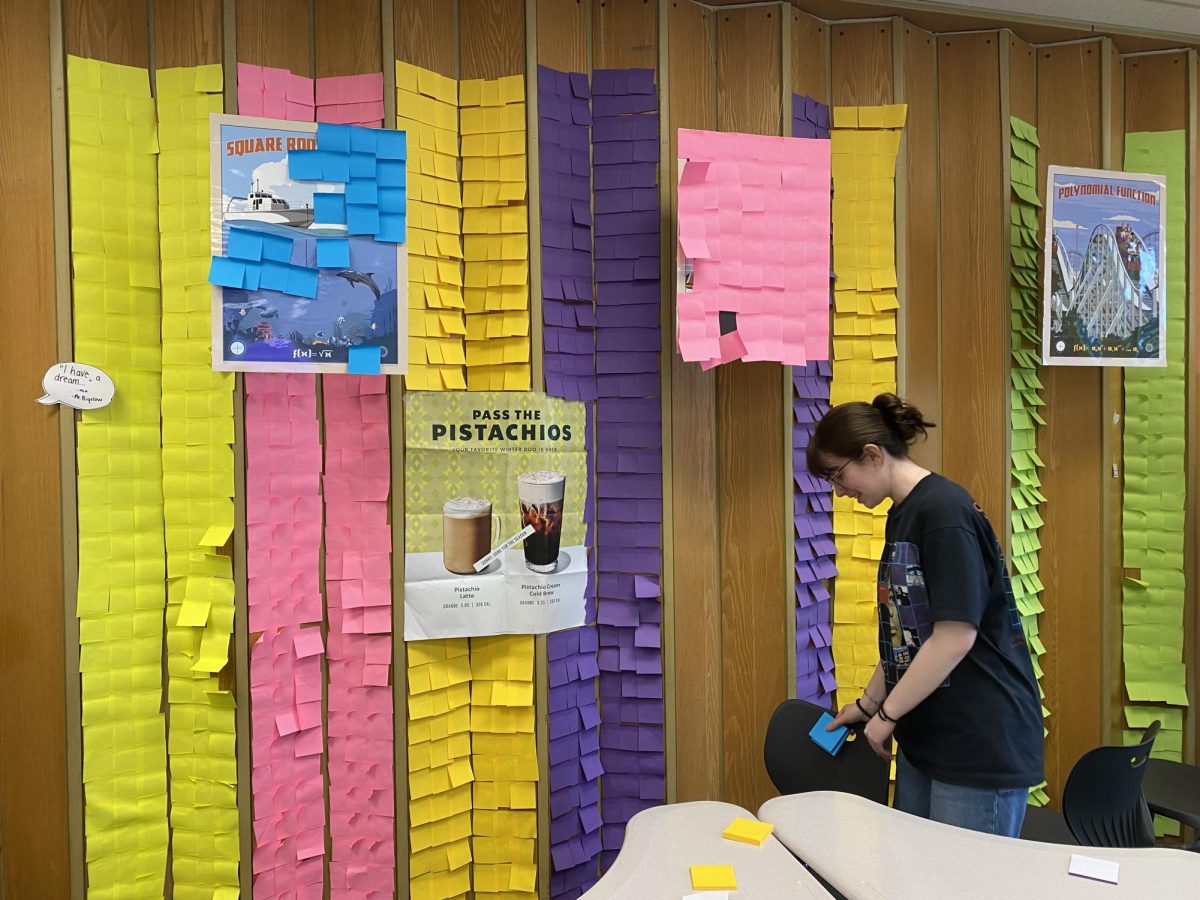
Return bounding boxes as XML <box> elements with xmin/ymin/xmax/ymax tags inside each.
<box><xmin>763</xmin><ymin>699</ymin><xmax>890</xmax><ymax>803</ymax></box>
<box><xmin>1061</xmin><ymin>720</ymin><xmax>1159</xmax><ymax>848</ymax></box>
<box><xmin>1019</xmin><ymin>804</ymin><xmax>1078</xmax><ymax>844</ymax></box>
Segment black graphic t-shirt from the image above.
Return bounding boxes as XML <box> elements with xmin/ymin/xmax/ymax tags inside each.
<box><xmin>879</xmin><ymin>473</ymin><xmax>1044</xmax><ymax>789</ymax></box>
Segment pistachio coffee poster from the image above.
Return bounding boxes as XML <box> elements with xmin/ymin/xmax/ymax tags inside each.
<box><xmin>403</xmin><ymin>391</ymin><xmax>589</xmax><ymax>639</ymax></box>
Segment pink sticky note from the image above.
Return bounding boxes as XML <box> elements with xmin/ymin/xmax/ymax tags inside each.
<box><xmin>296</xmin><ymin>700</ymin><xmax>322</xmax><ymax>731</ymax></box>
<box><xmin>275</xmin><ymin>710</ymin><xmax>300</xmax><ymax>737</ymax></box>
<box><xmin>294</xmin><ymin>727</ymin><xmax>324</xmax><ymax>758</ymax></box>
<box><xmin>293</xmin><ymin>628</ymin><xmax>325</xmax><ymax>658</ymax></box>
<box><xmin>362</xmin><ymin>606</ymin><xmax>391</xmax><ymax>634</ymax></box>
<box><xmin>296</xmin><ymin>835</ymin><xmax>325</xmax><ymax>861</ymax></box>
<box><xmin>362</xmin><ymin>664</ymin><xmax>390</xmax><ymax>687</ymax></box>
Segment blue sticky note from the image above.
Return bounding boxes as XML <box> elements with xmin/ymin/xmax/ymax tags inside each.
<box><xmin>313</xmin><ymin>192</ymin><xmax>347</xmax><ymax>225</ymax></box>
<box><xmin>376</xmin><ymin>159</ymin><xmax>406</xmax><ymax>187</ymax></box>
<box><xmin>377</xmin><ymin>187</ymin><xmax>406</xmax><ymax>215</ymax></box>
<box><xmin>287</xmin><ymin>149</ymin><xmax>324</xmax><ymax>180</ymax></box>
<box><xmin>243</xmin><ymin>263</ymin><xmax>261</xmax><ymax>291</ymax></box>
<box><xmin>317</xmin><ymin>122</ymin><xmax>352</xmax><ymax>154</ymax></box>
<box><xmin>208</xmin><ymin>256</ymin><xmax>246</xmax><ymax>288</ymax></box>
<box><xmin>376</xmin><ymin>213</ymin><xmax>406</xmax><ymax>244</ymax></box>
<box><xmin>260</xmin><ymin>261</ymin><xmax>290</xmax><ymax>292</ymax></box>
<box><xmin>261</xmin><ymin>233</ymin><xmax>294</xmax><ymax>263</ymax></box>
<box><xmin>286</xmin><ymin>265</ymin><xmax>319</xmax><ymax>299</ymax></box>
<box><xmin>346</xmin><ymin>204</ymin><xmax>380</xmax><ymax>235</ymax></box>
<box><xmin>347</xmin><ymin>344</ymin><xmax>382</xmax><ymax>375</ymax></box>
<box><xmin>350</xmin><ymin>152</ymin><xmax>377</xmax><ymax>178</ymax></box>
<box><xmin>317</xmin><ymin>238</ymin><xmax>350</xmax><ymax>269</ymax></box>
<box><xmin>226</xmin><ymin>228</ymin><xmax>263</xmax><ymax>262</ymax></box>
<box><xmin>809</xmin><ymin>713</ymin><xmax>849</xmax><ymax>756</ymax></box>
<box><xmin>376</xmin><ymin>129</ymin><xmax>406</xmax><ymax>160</ymax></box>
<box><xmin>345</xmin><ymin>178</ymin><xmax>378</xmax><ymax>205</ymax></box>
<box><xmin>350</xmin><ymin>126</ymin><xmax>378</xmax><ymax>153</ymax></box>
<box><xmin>323</xmin><ymin>154</ymin><xmax>351</xmax><ymax>183</ymax></box>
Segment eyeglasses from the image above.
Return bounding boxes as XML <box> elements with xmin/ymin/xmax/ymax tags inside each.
<box><xmin>824</xmin><ymin>456</ymin><xmax>859</xmax><ymax>488</ymax></box>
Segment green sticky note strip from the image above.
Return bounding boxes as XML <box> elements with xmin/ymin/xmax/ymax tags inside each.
<box><xmin>1120</xmin><ymin>130</ymin><xmax>1190</xmax><ymax>760</ymax></box>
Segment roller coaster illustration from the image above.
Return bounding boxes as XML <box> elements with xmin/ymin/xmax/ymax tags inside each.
<box><xmin>1049</xmin><ymin>223</ymin><xmax>1159</xmax><ymax>351</ymax></box>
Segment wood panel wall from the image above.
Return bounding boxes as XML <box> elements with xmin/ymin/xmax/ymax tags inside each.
<box><xmin>897</xmin><ymin>21</ymin><xmax>941</xmax><ymax>469</ymax></box>
<box><xmin>0</xmin><ymin>0</ymin><xmax>71</xmax><ymax>896</ymax></box>
<box><xmin>714</xmin><ymin>5</ymin><xmax>787</xmax><ymax>814</ymax></box>
<box><xmin>936</xmin><ymin>31</ymin><xmax>1008</xmax><ymax>530</ymax></box>
<box><xmin>667</xmin><ymin>0</ymin><xmax>721</xmax><ymax>805</ymax></box>
<box><xmin>7</xmin><ymin>3</ymin><xmax>1200</xmax><ymax>894</ymax></box>
<box><xmin>1034</xmin><ymin>38</ymin><xmax>1109</xmax><ymax>803</ymax></box>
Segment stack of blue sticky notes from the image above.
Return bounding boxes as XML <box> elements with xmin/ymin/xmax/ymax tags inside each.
<box><xmin>808</xmin><ymin>712</ymin><xmax>850</xmax><ymax>756</ymax></box>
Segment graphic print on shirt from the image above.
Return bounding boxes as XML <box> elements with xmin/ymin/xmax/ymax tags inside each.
<box><xmin>877</xmin><ymin>541</ymin><xmax>936</xmax><ymax>688</ymax></box>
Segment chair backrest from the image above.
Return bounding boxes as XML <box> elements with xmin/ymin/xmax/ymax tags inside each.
<box><xmin>1062</xmin><ymin>720</ymin><xmax>1160</xmax><ymax>848</ymax></box>
<box><xmin>763</xmin><ymin>699</ymin><xmax>890</xmax><ymax>803</ymax></box>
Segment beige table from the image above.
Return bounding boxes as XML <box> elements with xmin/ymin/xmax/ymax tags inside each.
<box><xmin>583</xmin><ymin>800</ymin><xmax>831</xmax><ymax>898</ymax></box>
<box><xmin>760</xmin><ymin>791</ymin><xmax>1200</xmax><ymax>899</ymax></box>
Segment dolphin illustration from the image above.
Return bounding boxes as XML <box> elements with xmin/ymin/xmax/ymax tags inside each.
<box><xmin>259</xmin><ymin>307</ymin><xmax>279</xmax><ymax>318</ymax></box>
<box><xmin>335</xmin><ymin>269</ymin><xmax>381</xmax><ymax>301</ymax></box>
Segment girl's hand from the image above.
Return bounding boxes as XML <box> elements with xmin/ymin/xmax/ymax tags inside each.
<box><xmin>864</xmin><ymin>714</ymin><xmax>895</xmax><ymax>760</ymax></box>
<box><xmin>827</xmin><ymin>701</ymin><xmax>869</xmax><ymax>730</ymax></box>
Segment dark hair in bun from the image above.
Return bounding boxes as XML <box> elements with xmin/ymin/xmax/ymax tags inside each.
<box><xmin>806</xmin><ymin>393</ymin><xmax>935</xmax><ymax>477</ymax></box>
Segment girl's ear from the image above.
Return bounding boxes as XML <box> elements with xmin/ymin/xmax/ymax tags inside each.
<box><xmin>862</xmin><ymin>443</ymin><xmax>884</xmax><ymax>466</ymax></box>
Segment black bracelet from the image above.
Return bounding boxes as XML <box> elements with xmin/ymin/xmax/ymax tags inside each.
<box><xmin>876</xmin><ymin>702</ymin><xmax>897</xmax><ymax>724</ymax></box>
<box><xmin>854</xmin><ymin>697</ymin><xmax>873</xmax><ymax>718</ymax></box>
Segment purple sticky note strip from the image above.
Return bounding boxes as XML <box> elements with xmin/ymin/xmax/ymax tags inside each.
<box><xmin>785</xmin><ymin>95</ymin><xmax>838</xmax><ymax>708</ymax></box>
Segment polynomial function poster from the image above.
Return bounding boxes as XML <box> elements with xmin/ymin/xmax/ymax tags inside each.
<box><xmin>403</xmin><ymin>391</ymin><xmax>589</xmax><ymax>639</ymax></box>
<box><xmin>1042</xmin><ymin>164</ymin><xmax>1167</xmax><ymax>367</ymax></box>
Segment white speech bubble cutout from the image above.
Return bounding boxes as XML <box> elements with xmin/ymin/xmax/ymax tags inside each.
<box><xmin>37</xmin><ymin>363</ymin><xmax>116</xmax><ymax>411</ymax></box>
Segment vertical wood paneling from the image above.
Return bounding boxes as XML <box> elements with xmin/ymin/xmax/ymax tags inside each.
<box><xmin>66</xmin><ymin>0</ymin><xmax>148</xmax><ymax>67</ymax></box>
<box><xmin>666</xmin><ymin>0</ymin><xmax>721</xmax><ymax>805</ymax></box>
<box><xmin>460</xmin><ymin>0</ymin><xmax>524</xmax><ymax>79</ymax></box>
<box><xmin>1007</xmin><ymin>33</ymin><xmax>1036</xmax><ymax>121</ymax></box>
<box><xmin>714</xmin><ymin>5</ymin><xmax>786</xmax><ymax>814</ymax></box>
<box><xmin>898</xmin><ymin>21</ymin><xmax>941</xmax><ymax>469</ymax></box>
<box><xmin>1126</xmin><ymin>52</ymin><xmax>1188</xmax><ymax>130</ymax></box>
<box><xmin>831</xmin><ymin>20</ymin><xmax>892</xmax><ymax>107</ymax></box>
<box><xmin>791</xmin><ymin>8</ymin><xmax>829</xmax><ymax>102</ymax></box>
<box><xmin>237</xmin><ymin>0</ymin><xmax>313</xmax><ymax>74</ymax></box>
<box><xmin>394</xmin><ymin>0</ymin><xmax>457</xmax><ymax>77</ymax></box>
<box><xmin>0</xmin><ymin>0</ymin><xmax>71</xmax><ymax>895</ymax></box>
<box><xmin>937</xmin><ymin>32</ymin><xmax>1006</xmax><ymax>526</ymax></box>
<box><xmin>1101</xmin><ymin>39</ymin><xmax>1126</xmax><ymax>748</ymax></box>
<box><xmin>1035</xmin><ymin>40</ymin><xmax>1105</xmax><ymax>804</ymax></box>
<box><xmin>315</xmin><ymin>0</ymin><xmax>381</xmax><ymax>75</ymax></box>
<box><xmin>155</xmin><ymin>0</ymin><xmax>223</xmax><ymax>69</ymax></box>
<box><xmin>537</xmin><ymin>0</ymin><xmax>587</xmax><ymax>72</ymax></box>
<box><xmin>592</xmin><ymin>0</ymin><xmax>656</xmax><ymax>70</ymax></box>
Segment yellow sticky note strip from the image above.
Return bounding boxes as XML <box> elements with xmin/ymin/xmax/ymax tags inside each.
<box><xmin>722</xmin><ymin>817</ymin><xmax>773</xmax><ymax>846</ymax></box>
<box><xmin>156</xmin><ymin>63</ymin><xmax>240</xmax><ymax>896</ymax></box>
<box><xmin>828</xmin><ymin>106</ymin><xmax>903</xmax><ymax>700</ymax></box>
<box><xmin>691</xmin><ymin>865</ymin><xmax>738</xmax><ymax>891</ymax></box>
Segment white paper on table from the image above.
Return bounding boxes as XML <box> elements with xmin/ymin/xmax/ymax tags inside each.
<box><xmin>1068</xmin><ymin>854</ymin><xmax>1119</xmax><ymax>884</ymax></box>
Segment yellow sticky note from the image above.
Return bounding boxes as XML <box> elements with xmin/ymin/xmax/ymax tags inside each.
<box><xmin>691</xmin><ymin>865</ymin><xmax>737</xmax><ymax>891</ymax></box>
<box><xmin>723</xmin><ymin>817</ymin><xmax>774</xmax><ymax>845</ymax></box>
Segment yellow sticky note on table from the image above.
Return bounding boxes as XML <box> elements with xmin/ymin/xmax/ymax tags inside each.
<box><xmin>723</xmin><ymin>817</ymin><xmax>773</xmax><ymax>846</ymax></box>
<box><xmin>691</xmin><ymin>864</ymin><xmax>737</xmax><ymax>891</ymax></box>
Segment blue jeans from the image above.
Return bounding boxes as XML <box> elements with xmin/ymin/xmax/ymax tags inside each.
<box><xmin>894</xmin><ymin>751</ymin><xmax>1028</xmax><ymax>837</ymax></box>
